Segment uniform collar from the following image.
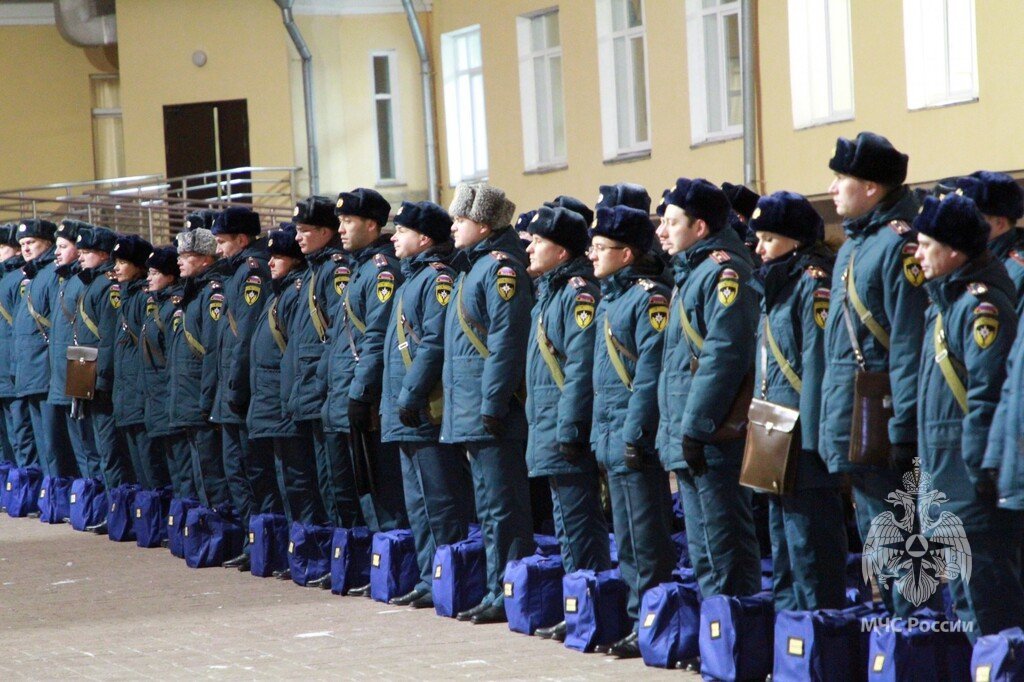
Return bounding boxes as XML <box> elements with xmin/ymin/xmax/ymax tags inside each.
<box><xmin>925</xmin><ymin>250</ymin><xmax>1015</xmax><ymax>310</ymax></box>
<box><xmin>536</xmin><ymin>256</ymin><xmax>593</xmax><ymax>298</ymax></box>
<box><xmin>273</xmin><ymin>262</ymin><xmax>307</xmax><ymax>294</ymax></box>
<box><xmin>350</xmin><ymin>235</ymin><xmax>395</xmax><ymax>266</ymax></box>
<box><xmin>22</xmin><ymin>247</ymin><xmax>56</xmax><ymax>278</ymax></box>
<box><xmin>463</xmin><ymin>228</ymin><xmax>528</xmax><ymax>267</ymax></box>
<box><xmin>987</xmin><ymin>228</ymin><xmax>1024</xmax><ymax>261</ymax></box>
<box><xmin>402</xmin><ymin>241</ymin><xmax>454</xmax><ymax>278</ymax></box>
<box><xmin>843</xmin><ymin>186</ymin><xmax>918</xmax><ymax>238</ymax></box>
<box><xmin>78</xmin><ymin>259</ymin><xmax>114</xmax><ymax>284</ymax></box>
<box><xmin>3</xmin><ymin>254</ymin><xmax>25</xmax><ymax>272</ymax></box>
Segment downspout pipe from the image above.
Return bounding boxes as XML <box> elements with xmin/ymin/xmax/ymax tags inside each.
<box><xmin>741</xmin><ymin>0</ymin><xmax>757</xmax><ymax>189</ymax></box>
<box><xmin>401</xmin><ymin>0</ymin><xmax>439</xmax><ymax>204</ymax></box>
<box><xmin>275</xmin><ymin>0</ymin><xmax>320</xmax><ymax>195</ymax></box>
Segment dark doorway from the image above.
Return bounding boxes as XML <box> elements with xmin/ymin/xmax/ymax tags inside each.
<box><xmin>163</xmin><ymin>99</ymin><xmax>251</xmax><ymax>206</ymax></box>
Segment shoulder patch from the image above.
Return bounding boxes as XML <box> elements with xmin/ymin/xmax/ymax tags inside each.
<box><xmin>574</xmin><ymin>292</ymin><xmax>596</xmax><ymax>329</ymax></box>
<box><xmin>172</xmin><ymin>308</ymin><xmax>184</xmax><ymax>332</ymax></box>
<box><xmin>334</xmin><ymin>266</ymin><xmax>351</xmax><ymax>296</ymax></box>
<box><xmin>376</xmin><ymin>270</ymin><xmax>395</xmax><ymax>303</ymax></box>
<box><xmin>435</xmin><ymin>273</ymin><xmax>453</xmax><ymax>306</ymax></box>
<box><xmin>209</xmin><ymin>293</ymin><xmax>224</xmax><ymax>321</ymax></box>
<box><xmin>1010</xmin><ymin>250</ymin><xmax>1024</xmax><ymax>267</ymax></box>
<box><xmin>332</xmin><ymin>253</ymin><xmax>346</xmax><ymax>263</ymax></box>
<box><xmin>373</xmin><ymin>253</ymin><xmax>389</xmax><ymax>268</ymax></box>
<box><xmin>967</xmin><ymin>282</ymin><xmax>989</xmax><ymax>296</ymax></box>
<box><xmin>648</xmin><ymin>294</ymin><xmax>669</xmax><ymax>332</ymax></box>
<box><xmin>804</xmin><ymin>265</ymin><xmax>829</xmax><ymax>280</ymax></box>
<box><xmin>108</xmin><ymin>283</ymin><xmax>122</xmax><ymax>309</ymax></box>
<box><xmin>569</xmin><ymin>276</ymin><xmax>588</xmax><ymax>290</ymax></box>
<box><xmin>496</xmin><ymin>266</ymin><xmax>517</xmax><ymax>301</ymax></box>
<box><xmin>489</xmin><ymin>250</ymin><xmax>509</xmax><ymax>261</ymax></box>
<box><xmin>889</xmin><ymin>220</ymin><xmax>912</xmax><ymax>235</ymax></box>
<box><xmin>717</xmin><ymin>269</ymin><xmax>740</xmax><ymax>307</ymax></box>
<box><xmin>575</xmin><ymin>292</ymin><xmax>595</xmax><ymax>305</ymax></box>
<box><xmin>973</xmin><ymin>303</ymin><xmax>1000</xmax><ymax>349</ymax></box>
<box><xmin>243</xmin><ymin>275</ymin><xmax>262</xmax><ymax>306</ymax></box>
<box><xmin>709</xmin><ymin>250</ymin><xmax>731</xmax><ymax>264</ymax></box>
<box><xmin>901</xmin><ymin>244</ymin><xmax>924</xmax><ymax>287</ymax></box>
<box><xmin>813</xmin><ymin>287</ymin><xmax>831</xmax><ymax>329</ymax></box>
<box><xmin>637</xmin><ymin>279</ymin><xmax>655</xmax><ymax>292</ymax></box>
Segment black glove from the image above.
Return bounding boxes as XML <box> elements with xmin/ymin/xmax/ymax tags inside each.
<box><xmin>889</xmin><ymin>443</ymin><xmax>916</xmax><ymax>474</ymax></box>
<box><xmin>91</xmin><ymin>390</ymin><xmax>113</xmax><ymax>410</ymax></box>
<box><xmin>482</xmin><ymin>414</ymin><xmax>505</xmax><ymax>438</ymax></box>
<box><xmin>559</xmin><ymin>442</ymin><xmax>589</xmax><ymax>465</ymax></box>
<box><xmin>975</xmin><ymin>468</ymin><xmax>1000</xmax><ymax>506</ymax></box>
<box><xmin>683</xmin><ymin>436</ymin><xmax>708</xmax><ymax>476</ymax></box>
<box><xmin>623</xmin><ymin>443</ymin><xmax>644</xmax><ymax>471</ymax></box>
<box><xmin>398</xmin><ymin>406</ymin><xmax>422</xmax><ymax>429</ymax></box>
<box><xmin>348</xmin><ymin>398</ymin><xmax>374</xmax><ymax>433</ymax></box>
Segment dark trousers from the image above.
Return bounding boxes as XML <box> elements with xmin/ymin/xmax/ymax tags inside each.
<box><xmin>41</xmin><ymin>401</ymin><xmax>78</xmax><ymax>478</ymax></box>
<box><xmin>0</xmin><ymin>397</ymin><xmax>13</xmax><ymax>464</ymax></box>
<box><xmin>122</xmin><ymin>424</ymin><xmax>169</xmax><ymax>490</ymax></box>
<box><xmin>5</xmin><ymin>397</ymin><xmax>35</xmax><ymax>468</ymax></box>
<box><xmin>273</xmin><ymin>434</ymin><xmax>326</xmax><ymax>526</ymax></box>
<box><xmin>244</xmin><ymin>436</ymin><xmax>284</xmax><ymax>517</ymax></box>
<box><xmin>305</xmin><ymin>423</ymin><xmax>362</xmax><ymax>528</ymax></box>
<box><xmin>769</xmin><ymin>485</ymin><xmax>848</xmax><ymax>611</ymax></box>
<box><xmin>159</xmin><ymin>432</ymin><xmax>196</xmax><ymax>500</ymax></box>
<box><xmin>25</xmin><ymin>397</ymin><xmax>48</xmax><ymax>473</ymax></box>
<box><xmin>186</xmin><ymin>425</ymin><xmax>229</xmax><ymax>508</ymax></box>
<box><xmin>465</xmin><ymin>440</ymin><xmax>534</xmax><ymax>608</ymax></box>
<box><xmin>88</xmin><ymin>399</ymin><xmax>132</xmax><ymax>489</ymax></box>
<box><xmin>65</xmin><ymin>405</ymin><xmax>101</xmax><ymax>479</ymax></box>
<box><xmin>353</xmin><ymin>432</ymin><xmax>408</xmax><ymax>533</ymax></box>
<box><xmin>400</xmin><ymin>442</ymin><xmax>474</xmax><ymax>592</ymax></box>
<box><xmin>222</xmin><ymin>423</ymin><xmax>257</xmax><ymax>549</ymax></box>
<box><xmin>549</xmin><ymin>471</ymin><xmax>612</xmax><ymax>575</ymax></box>
<box><xmin>609</xmin><ymin>466</ymin><xmax>676</xmax><ymax>626</ymax></box>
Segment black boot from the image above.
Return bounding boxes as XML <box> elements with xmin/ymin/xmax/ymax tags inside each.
<box><xmin>306</xmin><ymin>573</ymin><xmax>332</xmax><ymax>589</ymax></box>
<box><xmin>86</xmin><ymin>520</ymin><xmax>108</xmax><ymax>535</ymax></box>
<box><xmin>535</xmin><ymin>620</ymin><xmax>567</xmax><ymax>642</ymax></box>
<box><xmin>389</xmin><ymin>588</ymin><xmax>429</xmax><ymax>606</ymax></box>
<box><xmin>607</xmin><ymin>632</ymin><xmax>640</xmax><ymax>659</ymax></box>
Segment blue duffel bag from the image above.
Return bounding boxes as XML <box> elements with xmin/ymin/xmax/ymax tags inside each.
<box><xmin>133</xmin><ymin>488</ymin><xmax>172</xmax><ymax>548</ymax></box>
<box><xmin>699</xmin><ymin>591</ymin><xmax>775</xmax><ymax>682</ymax></box>
<box><xmin>183</xmin><ymin>506</ymin><xmax>243</xmax><ymax>569</ymax></box>
<box><xmin>972</xmin><ymin>626</ymin><xmax>1024</xmax><ymax>682</ymax></box>
<box><xmin>433</xmin><ymin>535</ymin><xmax>486</xmax><ymax>617</ymax></box>
<box><xmin>0</xmin><ymin>461</ymin><xmax>10</xmax><ymax>506</ymax></box>
<box><xmin>773</xmin><ymin>605</ymin><xmax>882</xmax><ymax>682</ymax></box>
<box><xmin>5</xmin><ymin>466</ymin><xmax>42</xmax><ymax>517</ymax></box>
<box><xmin>288</xmin><ymin>522</ymin><xmax>332</xmax><ymax>586</ymax></box>
<box><xmin>331</xmin><ymin>526</ymin><xmax>373</xmax><ymax>595</ymax></box>
<box><xmin>167</xmin><ymin>497</ymin><xmax>200</xmax><ymax>558</ymax></box>
<box><xmin>563</xmin><ymin>568</ymin><xmax>631</xmax><ymax>653</ymax></box>
<box><xmin>504</xmin><ymin>554</ymin><xmax>565</xmax><ymax>635</ymax></box>
<box><xmin>867</xmin><ymin>610</ymin><xmax>972</xmax><ymax>681</ymax></box>
<box><xmin>370</xmin><ymin>529</ymin><xmax>418</xmax><ymax>603</ymax></box>
<box><xmin>69</xmin><ymin>477</ymin><xmax>107</xmax><ymax>530</ymax></box>
<box><xmin>248</xmin><ymin>513</ymin><xmax>289</xmax><ymax>577</ymax></box>
<box><xmin>534</xmin><ymin>533</ymin><xmax>561</xmax><ymax>557</ymax></box>
<box><xmin>107</xmin><ymin>483</ymin><xmax>141</xmax><ymax>542</ymax></box>
<box><xmin>38</xmin><ymin>474</ymin><xmax>72</xmax><ymax>524</ymax></box>
<box><xmin>638</xmin><ymin>574</ymin><xmax>702</xmax><ymax>668</ymax></box>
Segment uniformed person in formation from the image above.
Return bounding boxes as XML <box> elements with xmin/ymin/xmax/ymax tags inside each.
<box><xmin>328</xmin><ymin>189</ymin><xmax>407</xmax><ymax>548</ymax></box>
<box><xmin>524</xmin><ymin>205</ymin><xmax>610</xmax><ymax>643</ymax></box>
<box><xmin>590</xmin><ymin>204</ymin><xmax>674</xmax><ymax>659</ymax></box>
<box><xmin>954</xmin><ymin>171</ymin><xmax>1024</xmax><ymax>316</ymax></box>
<box><xmin>209</xmin><ymin>207</ymin><xmax>276</xmax><ymax>572</ymax></box>
<box><xmin>655</xmin><ymin>178</ymin><xmax>761</xmax><ymax>599</ymax></box>
<box><xmin>380</xmin><ymin>201</ymin><xmax>474</xmax><ymax>608</ymax></box>
<box><xmin>111</xmin><ymin>235</ymin><xmax>165</xmax><ymax>491</ymax></box>
<box><xmin>168</xmin><ymin>225</ymin><xmax>229</xmax><ymax>511</ymax></box>
<box><xmin>748</xmin><ymin>192</ymin><xmax>847</xmax><ymax>611</ymax></box>
<box><xmin>913</xmin><ymin>192</ymin><xmax>1024</xmax><ymax>639</ymax></box>
<box><xmin>246</xmin><ymin>224</ymin><xmax>319</xmax><ymax>534</ymax></box>
<box><xmin>0</xmin><ymin>225</ymin><xmax>27</xmax><ymax>470</ymax></box>
<box><xmin>721</xmin><ymin>181</ymin><xmax>762</xmax><ymax>259</ymax></box>
<box><xmin>140</xmin><ymin>246</ymin><xmax>194</xmax><ymax>503</ymax></box>
<box><xmin>819</xmin><ymin>132</ymin><xmax>932</xmax><ymax>617</ymax></box>
<box><xmin>443</xmin><ymin>182</ymin><xmax>534</xmax><ymax>625</ymax></box>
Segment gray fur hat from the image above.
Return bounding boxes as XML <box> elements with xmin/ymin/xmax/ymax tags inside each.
<box><xmin>448</xmin><ymin>183</ymin><xmax>516</xmax><ymax>228</ymax></box>
<box><xmin>175</xmin><ymin>227</ymin><xmax>217</xmax><ymax>257</ymax></box>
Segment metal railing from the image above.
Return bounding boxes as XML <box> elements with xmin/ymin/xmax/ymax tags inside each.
<box><xmin>0</xmin><ymin>166</ymin><xmax>302</xmax><ymax>246</ymax></box>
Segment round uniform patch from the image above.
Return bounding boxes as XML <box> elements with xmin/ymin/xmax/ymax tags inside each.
<box><xmin>574</xmin><ymin>292</ymin><xmax>595</xmax><ymax>329</ymax></box>
<box><xmin>172</xmin><ymin>309</ymin><xmax>184</xmax><ymax>332</ymax></box>
<box><xmin>496</xmin><ymin>266</ymin><xmax>517</xmax><ymax>301</ymax></box>
<box><xmin>209</xmin><ymin>293</ymin><xmax>224</xmax><ymax>321</ymax></box>
<box><xmin>145</xmin><ymin>297</ymin><xmax>157</xmax><ymax>318</ymax></box>
<box><xmin>376</xmin><ymin>271</ymin><xmax>395</xmax><ymax>303</ymax></box>
<box><xmin>717</xmin><ymin>268</ymin><xmax>740</xmax><ymax>307</ymax></box>
<box><xmin>973</xmin><ymin>303</ymin><xmax>999</xmax><ymax>349</ymax></box>
<box><xmin>243</xmin><ymin>275</ymin><xmax>262</xmax><ymax>306</ymax></box>
<box><xmin>334</xmin><ymin>267</ymin><xmax>350</xmax><ymax>296</ymax></box>
<box><xmin>435</xmin><ymin>273</ymin><xmax>453</xmax><ymax>306</ymax></box>
<box><xmin>648</xmin><ymin>294</ymin><xmax>669</xmax><ymax>332</ymax></box>
<box><xmin>813</xmin><ymin>287</ymin><xmax>831</xmax><ymax>329</ymax></box>
<box><xmin>902</xmin><ymin>243</ymin><xmax>924</xmax><ymax>287</ymax></box>
<box><xmin>109</xmin><ymin>284</ymin><xmax>122</xmax><ymax>310</ymax></box>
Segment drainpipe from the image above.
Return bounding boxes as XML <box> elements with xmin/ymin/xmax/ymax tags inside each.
<box><xmin>275</xmin><ymin>0</ymin><xmax>320</xmax><ymax>195</ymax></box>
<box><xmin>741</xmin><ymin>0</ymin><xmax>757</xmax><ymax>189</ymax></box>
<box><xmin>401</xmin><ymin>0</ymin><xmax>439</xmax><ymax>204</ymax></box>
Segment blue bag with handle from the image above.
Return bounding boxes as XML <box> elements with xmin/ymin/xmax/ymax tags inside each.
<box><xmin>183</xmin><ymin>506</ymin><xmax>243</xmax><ymax>569</ymax></box>
<box><xmin>534</xmin><ymin>533</ymin><xmax>561</xmax><ymax>557</ymax></box>
<box><xmin>773</xmin><ymin>604</ymin><xmax>884</xmax><ymax>682</ymax></box>
<box><xmin>248</xmin><ymin>513</ymin><xmax>289</xmax><ymax>577</ymax></box>
<box><xmin>167</xmin><ymin>497</ymin><xmax>200</xmax><ymax>558</ymax></box>
<box><xmin>504</xmin><ymin>554</ymin><xmax>565</xmax><ymax>635</ymax></box>
<box><xmin>370</xmin><ymin>529</ymin><xmax>419</xmax><ymax>603</ymax></box>
<box><xmin>69</xmin><ymin>477</ymin><xmax>107</xmax><ymax>530</ymax></box>
<box><xmin>699</xmin><ymin>591</ymin><xmax>776</xmax><ymax>682</ymax></box>
<box><xmin>638</xmin><ymin>574</ymin><xmax>702</xmax><ymax>668</ymax></box>
<box><xmin>972</xmin><ymin>627</ymin><xmax>1024</xmax><ymax>682</ymax></box>
<box><xmin>107</xmin><ymin>483</ymin><xmax>141</xmax><ymax>542</ymax></box>
<box><xmin>433</xmin><ymin>535</ymin><xmax>486</xmax><ymax>617</ymax></box>
<box><xmin>563</xmin><ymin>568</ymin><xmax>631</xmax><ymax>653</ymax></box>
<box><xmin>38</xmin><ymin>474</ymin><xmax>72</xmax><ymax>524</ymax></box>
<box><xmin>288</xmin><ymin>522</ymin><xmax>332</xmax><ymax>586</ymax></box>
<box><xmin>0</xmin><ymin>461</ymin><xmax>10</xmax><ymax>504</ymax></box>
<box><xmin>133</xmin><ymin>488</ymin><xmax>172</xmax><ymax>548</ymax></box>
<box><xmin>5</xmin><ymin>466</ymin><xmax>42</xmax><ymax>517</ymax></box>
<box><xmin>867</xmin><ymin>610</ymin><xmax>972</xmax><ymax>681</ymax></box>
<box><xmin>330</xmin><ymin>526</ymin><xmax>373</xmax><ymax>595</ymax></box>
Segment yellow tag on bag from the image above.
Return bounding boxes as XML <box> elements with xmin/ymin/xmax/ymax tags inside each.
<box><xmin>435</xmin><ymin>565</ymin><xmax>442</xmax><ymax>579</ymax></box>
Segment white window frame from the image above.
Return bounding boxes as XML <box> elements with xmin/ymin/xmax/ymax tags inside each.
<box><xmin>517</xmin><ymin>8</ymin><xmax>567</xmax><ymax>171</ymax></box>
<box><xmin>787</xmin><ymin>0</ymin><xmax>855</xmax><ymax>129</ymax></box>
<box><xmin>370</xmin><ymin>50</ymin><xmax>403</xmax><ymax>184</ymax></box>
<box><xmin>595</xmin><ymin>0</ymin><xmax>652</xmax><ymax>161</ymax></box>
<box><xmin>440</xmin><ymin>25</ymin><xmax>489</xmax><ymax>185</ymax></box>
<box><xmin>903</xmin><ymin>0</ymin><xmax>978</xmax><ymax>110</ymax></box>
<box><xmin>685</xmin><ymin>0</ymin><xmax>744</xmax><ymax>145</ymax></box>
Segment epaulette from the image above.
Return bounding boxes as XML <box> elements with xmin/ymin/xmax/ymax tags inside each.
<box><xmin>430</xmin><ymin>262</ymin><xmax>446</xmax><ymax>271</ymax></box>
<box><xmin>967</xmin><ymin>282</ymin><xmax>989</xmax><ymax>296</ymax></box>
<box><xmin>1010</xmin><ymin>250</ymin><xmax>1024</xmax><ymax>267</ymax></box>
<box><xmin>294</xmin><ymin>278</ymin><xmax>303</xmax><ymax>291</ymax></box>
<box><xmin>569</xmin><ymin>276</ymin><xmax>588</xmax><ymax>289</ymax></box>
<box><xmin>489</xmin><ymin>251</ymin><xmax>509</xmax><ymax>261</ymax></box>
<box><xmin>209</xmin><ymin>280</ymin><xmax>222</xmax><ymax>290</ymax></box>
<box><xmin>889</xmin><ymin>220</ymin><xmax>912</xmax><ymax>236</ymax></box>
<box><xmin>247</xmin><ymin>256</ymin><xmax>259</xmax><ymax>270</ymax></box>
<box><xmin>709</xmin><ymin>250</ymin><xmax>731</xmax><ymax>264</ymax></box>
<box><xmin>171</xmin><ymin>295</ymin><xmax>183</xmax><ymax>306</ymax></box>
<box><xmin>804</xmin><ymin>265</ymin><xmax>829</xmax><ymax>280</ymax></box>
<box><xmin>373</xmin><ymin>253</ymin><xmax>389</xmax><ymax>268</ymax></box>
<box><xmin>331</xmin><ymin>253</ymin><xmax>346</xmax><ymax>263</ymax></box>
<box><xmin>636</xmin><ymin>278</ymin><xmax>656</xmax><ymax>291</ymax></box>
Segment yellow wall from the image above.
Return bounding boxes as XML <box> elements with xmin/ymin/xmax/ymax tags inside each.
<box><xmin>0</xmin><ymin>25</ymin><xmax>115</xmax><ymax>189</ymax></box>
<box><xmin>116</xmin><ymin>0</ymin><xmax>297</xmax><ymax>180</ymax></box>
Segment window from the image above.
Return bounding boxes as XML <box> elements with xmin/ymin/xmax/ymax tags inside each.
<box><xmin>903</xmin><ymin>0</ymin><xmax>977</xmax><ymax>109</ymax></box>
<box><xmin>788</xmin><ymin>0</ymin><xmax>854</xmax><ymax>128</ymax></box>
<box><xmin>595</xmin><ymin>0</ymin><xmax>651</xmax><ymax>159</ymax></box>
<box><xmin>90</xmin><ymin>74</ymin><xmax>124</xmax><ymax>180</ymax></box>
<box><xmin>685</xmin><ymin>0</ymin><xmax>743</xmax><ymax>144</ymax></box>
<box><xmin>371</xmin><ymin>51</ymin><xmax>401</xmax><ymax>183</ymax></box>
<box><xmin>441</xmin><ymin>25</ymin><xmax>488</xmax><ymax>185</ymax></box>
<box><xmin>517</xmin><ymin>10</ymin><xmax>567</xmax><ymax>170</ymax></box>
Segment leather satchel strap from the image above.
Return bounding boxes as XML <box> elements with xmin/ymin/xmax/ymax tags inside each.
<box><xmin>603</xmin><ymin>314</ymin><xmax>634</xmax><ymax>392</ymax></box>
<box><xmin>934</xmin><ymin>311</ymin><xmax>968</xmax><ymax>414</ymax></box>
